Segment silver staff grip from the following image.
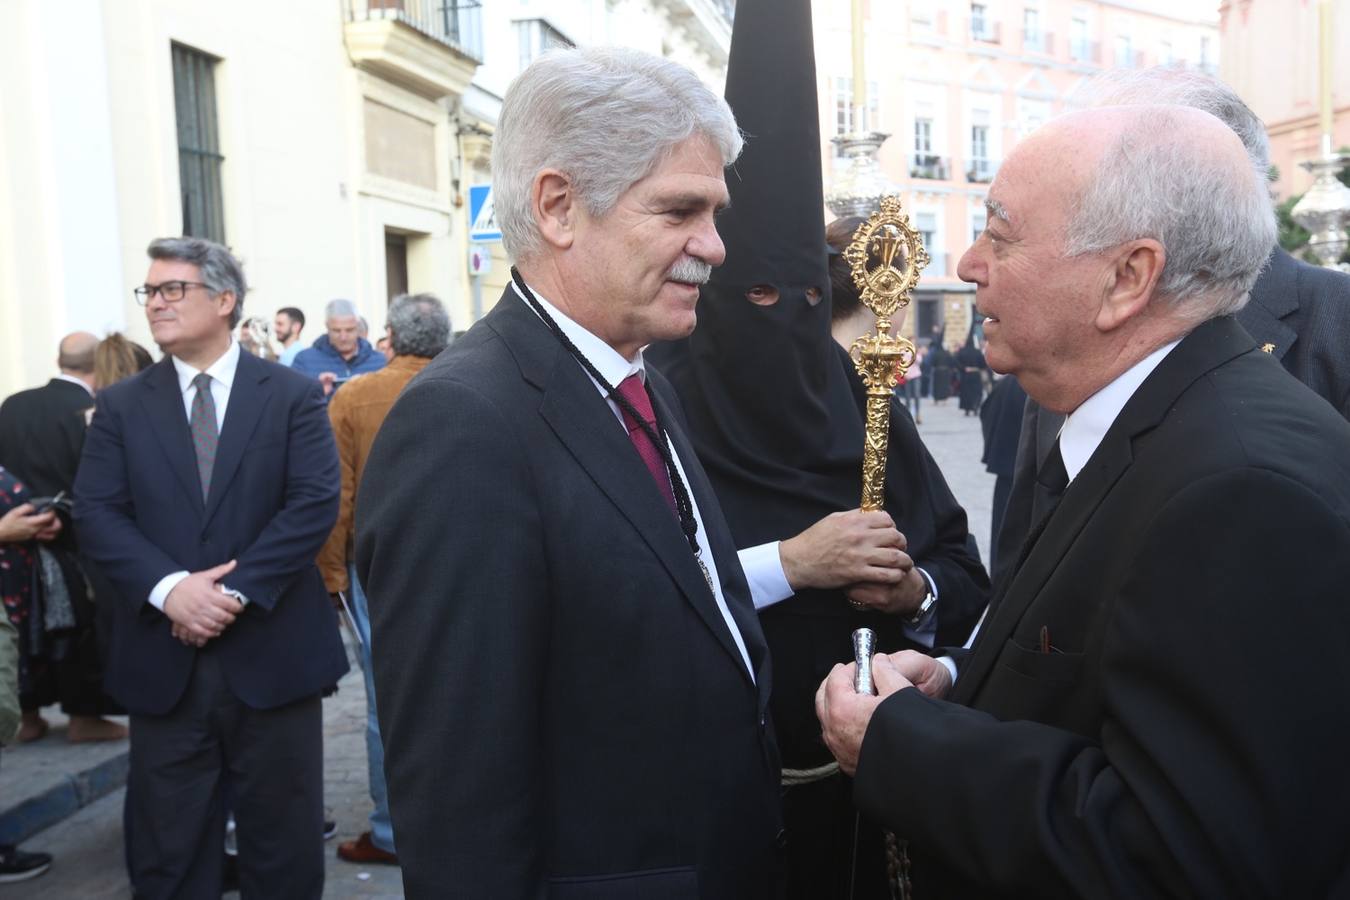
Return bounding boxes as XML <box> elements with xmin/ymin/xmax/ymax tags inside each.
<box><xmin>852</xmin><ymin>627</ymin><xmax>876</xmax><ymax>695</ymax></box>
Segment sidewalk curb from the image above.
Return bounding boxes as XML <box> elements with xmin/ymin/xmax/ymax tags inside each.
<box><xmin>0</xmin><ymin>750</ymin><xmax>128</xmax><ymax>846</ymax></box>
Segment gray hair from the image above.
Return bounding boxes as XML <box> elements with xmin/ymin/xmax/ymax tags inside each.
<box><xmin>147</xmin><ymin>237</ymin><xmax>248</xmax><ymax>327</ymax></box>
<box><xmin>1062</xmin><ymin>106</ymin><xmax>1276</xmax><ymax>323</ymax></box>
<box><xmin>387</xmin><ymin>293</ymin><xmax>451</xmax><ymax>359</ymax></box>
<box><xmin>492</xmin><ymin>47</ymin><xmax>743</xmax><ymax>261</ymax></box>
<box><xmin>1073</xmin><ymin>66</ymin><xmax>1270</xmax><ymax>174</ymax></box>
<box><xmin>324</xmin><ymin>298</ymin><xmax>359</xmax><ymax>322</ymax></box>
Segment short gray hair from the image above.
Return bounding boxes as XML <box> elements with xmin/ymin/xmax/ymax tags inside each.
<box><xmin>387</xmin><ymin>293</ymin><xmax>451</xmax><ymax>359</ymax></box>
<box><xmin>1073</xmin><ymin>66</ymin><xmax>1271</xmax><ymax>173</ymax></box>
<box><xmin>147</xmin><ymin>237</ymin><xmax>248</xmax><ymax>327</ymax></box>
<box><xmin>492</xmin><ymin>47</ymin><xmax>743</xmax><ymax>261</ymax></box>
<box><xmin>325</xmin><ymin>299</ymin><xmax>359</xmax><ymax>322</ymax></box>
<box><xmin>1062</xmin><ymin>106</ymin><xmax>1276</xmax><ymax>323</ymax></box>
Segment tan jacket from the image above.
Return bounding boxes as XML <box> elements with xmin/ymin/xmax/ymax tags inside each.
<box><xmin>317</xmin><ymin>355</ymin><xmax>432</xmax><ymax>593</ymax></box>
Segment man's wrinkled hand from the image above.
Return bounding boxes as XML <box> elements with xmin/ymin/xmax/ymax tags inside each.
<box><xmin>163</xmin><ymin>560</ymin><xmax>242</xmax><ymax>646</ymax></box>
<box><xmin>317</xmin><ymin>372</ymin><xmax>338</xmax><ymax>397</ymax></box>
<box><xmin>780</xmin><ymin>509</ymin><xmax>909</xmax><ymax>591</ymax></box>
<box><xmin>815</xmin><ymin>654</ymin><xmax>924</xmax><ymax>776</ymax></box>
<box><xmin>845</xmin><ymin>565</ymin><xmax>926</xmax><ymax>616</ymax></box>
<box><xmin>874</xmin><ymin>650</ymin><xmax>952</xmax><ymax>701</ymax></box>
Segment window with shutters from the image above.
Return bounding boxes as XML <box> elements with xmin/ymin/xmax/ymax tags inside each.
<box><xmin>171</xmin><ymin>43</ymin><xmax>225</xmax><ymax>243</ymax></box>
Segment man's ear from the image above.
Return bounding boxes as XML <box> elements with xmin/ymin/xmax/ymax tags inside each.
<box><xmin>217</xmin><ymin>291</ymin><xmax>238</xmax><ymax>323</ymax></box>
<box><xmin>1096</xmin><ymin>239</ymin><xmax>1164</xmax><ymax>332</ymax></box>
<box><xmin>532</xmin><ymin>169</ymin><xmax>576</xmax><ymax>252</ymax></box>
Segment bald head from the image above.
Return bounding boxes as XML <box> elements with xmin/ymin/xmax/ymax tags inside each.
<box><xmin>58</xmin><ymin>332</ymin><xmax>98</xmax><ymax>375</ymax></box>
<box><xmin>1014</xmin><ymin>104</ymin><xmax>1274</xmax><ymax>323</ymax></box>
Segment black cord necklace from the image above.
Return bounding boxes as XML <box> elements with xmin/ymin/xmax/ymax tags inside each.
<box><xmin>510</xmin><ymin>268</ymin><xmax>708</xmax><ymax>571</ymax></box>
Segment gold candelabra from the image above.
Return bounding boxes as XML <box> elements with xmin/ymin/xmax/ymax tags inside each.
<box><xmin>845</xmin><ymin>196</ymin><xmax>929</xmax><ymax>511</ymax></box>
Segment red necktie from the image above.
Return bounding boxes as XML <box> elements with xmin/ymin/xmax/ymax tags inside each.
<box><xmin>616</xmin><ymin>374</ymin><xmax>677</xmax><ymax>516</ymax></box>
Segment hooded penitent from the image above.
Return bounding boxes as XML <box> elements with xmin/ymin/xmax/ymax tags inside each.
<box><xmin>646</xmin><ymin>1</ymin><xmax>990</xmax><ymax>895</ymax></box>
<box><xmin>647</xmin><ymin>0</ymin><xmax>988</xmax><ymax>770</ymax></box>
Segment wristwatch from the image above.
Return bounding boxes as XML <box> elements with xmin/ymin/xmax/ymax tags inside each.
<box><xmin>905</xmin><ymin>585</ymin><xmax>936</xmax><ymax>628</ymax></box>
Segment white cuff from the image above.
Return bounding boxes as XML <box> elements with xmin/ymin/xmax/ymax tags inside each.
<box><xmin>738</xmin><ymin>542</ymin><xmax>794</xmax><ymax>610</ymax></box>
<box><xmin>936</xmin><ymin>654</ymin><xmax>959</xmax><ymax>685</ymax></box>
<box><xmin>901</xmin><ymin>567</ymin><xmax>939</xmax><ymax>647</ymax></box>
<box><xmin>148</xmin><ymin>571</ymin><xmax>190</xmax><ymax>611</ymax></box>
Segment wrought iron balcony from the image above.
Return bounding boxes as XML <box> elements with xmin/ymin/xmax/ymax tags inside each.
<box><xmin>967</xmin><ymin>158</ymin><xmax>998</xmax><ymax>183</ymax></box>
<box><xmin>909</xmin><ymin>154</ymin><xmax>950</xmax><ymax>181</ymax></box>
<box><xmin>344</xmin><ymin>0</ymin><xmax>483</xmax><ymax>99</ymax></box>
<box><xmin>347</xmin><ymin>0</ymin><xmax>484</xmax><ymax>62</ymax></box>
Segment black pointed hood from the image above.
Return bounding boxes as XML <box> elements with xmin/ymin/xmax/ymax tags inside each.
<box><xmin>648</xmin><ymin>0</ymin><xmax>864</xmax><ymax>547</ymax></box>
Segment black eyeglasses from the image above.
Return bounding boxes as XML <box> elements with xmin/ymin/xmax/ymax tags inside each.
<box><xmin>133</xmin><ymin>281</ymin><xmax>214</xmax><ymax>304</ymax></box>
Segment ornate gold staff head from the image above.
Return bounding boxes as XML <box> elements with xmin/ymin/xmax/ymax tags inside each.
<box><xmin>844</xmin><ymin>195</ymin><xmax>927</xmax><ymax>511</ymax></box>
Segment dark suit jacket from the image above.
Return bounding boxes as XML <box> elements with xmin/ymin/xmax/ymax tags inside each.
<box><xmin>355</xmin><ymin>288</ymin><xmax>782</xmax><ymax>900</ymax></box>
<box><xmin>993</xmin><ymin>249</ymin><xmax>1350</xmax><ymax>590</ymax></box>
<box><xmin>73</xmin><ymin>351</ymin><xmax>347</xmax><ymax>716</ymax></box>
<box><xmin>854</xmin><ymin>317</ymin><xmax>1350</xmax><ymax>898</ymax></box>
<box><xmin>0</xmin><ymin>377</ymin><xmax>93</xmax><ymax>500</ymax></box>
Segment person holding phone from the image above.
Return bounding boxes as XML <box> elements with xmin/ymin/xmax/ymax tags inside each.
<box><xmin>290</xmin><ymin>299</ymin><xmax>385</xmax><ymax>399</ymax></box>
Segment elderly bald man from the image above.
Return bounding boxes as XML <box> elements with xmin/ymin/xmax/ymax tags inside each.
<box><xmin>816</xmin><ymin>106</ymin><xmax>1350</xmax><ymax>898</ymax></box>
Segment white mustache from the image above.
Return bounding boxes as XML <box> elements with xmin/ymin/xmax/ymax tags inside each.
<box><xmin>668</xmin><ymin>257</ymin><xmax>712</xmax><ymax>285</ymax></box>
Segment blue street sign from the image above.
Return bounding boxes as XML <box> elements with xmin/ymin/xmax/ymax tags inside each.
<box><xmin>468</xmin><ymin>184</ymin><xmax>501</xmax><ymax>242</ymax></box>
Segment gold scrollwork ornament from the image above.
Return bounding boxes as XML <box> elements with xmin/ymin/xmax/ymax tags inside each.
<box><xmin>845</xmin><ymin>195</ymin><xmax>928</xmax><ymax>512</ymax></box>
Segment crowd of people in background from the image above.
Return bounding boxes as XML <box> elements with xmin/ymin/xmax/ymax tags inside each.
<box><xmin>0</xmin><ymin>268</ymin><xmax>451</xmax><ymax>887</ymax></box>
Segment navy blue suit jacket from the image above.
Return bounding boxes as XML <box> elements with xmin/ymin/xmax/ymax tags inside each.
<box><xmin>74</xmin><ymin>351</ymin><xmax>348</xmax><ymax>716</ymax></box>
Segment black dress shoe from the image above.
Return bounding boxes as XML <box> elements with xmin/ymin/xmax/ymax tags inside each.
<box><xmin>324</xmin><ymin>819</ymin><xmax>338</xmax><ymax>840</ymax></box>
<box><xmin>0</xmin><ymin>845</ymin><xmax>52</xmax><ymax>883</ymax></box>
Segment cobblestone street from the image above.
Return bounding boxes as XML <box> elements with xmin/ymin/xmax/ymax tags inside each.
<box><xmin>0</xmin><ymin>397</ymin><xmax>994</xmax><ymax>899</ymax></box>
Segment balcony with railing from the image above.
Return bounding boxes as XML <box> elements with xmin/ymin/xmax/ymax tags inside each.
<box><xmin>909</xmin><ymin>154</ymin><xmax>950</xmax><ymax>181</ymax></box>
<box><xmin>966</xmin><ymin>158</ymin><xmax>998</xmax><ymax>183</ymax></box>
<box><xmin>344</xmin><ymin>0</ymin><xmax>483</xmax><ymax>99</ymax></box>
<box><xmin>651</xmin><ymin>0</ymin><xmax>736</xmax><ymax>64</ymax></box>
<box><xmin>1024</xmin><ymin>29</ymin><xmax>1054</xmax><ymax>55</ymax></box>
<box><xmin>971</xmin><ymin>19</ymin><xmax>1001</xmax><ymax>44</ymax></box>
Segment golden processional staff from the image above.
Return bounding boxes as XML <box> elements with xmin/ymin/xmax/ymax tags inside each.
<box><xmin>845</xmin><ymin>195</ymin><xmax>929</xmax><ymax>512</ymax></box>
<box><xmin>847</xmin><ymin>194</ymin><xmax>929</xmax><ymax>900</ymax></box>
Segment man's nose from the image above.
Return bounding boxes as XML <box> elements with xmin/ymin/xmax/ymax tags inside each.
<box><xmin>956</xmin><ymin>243</ymin><xmax>984</xmax><ymax>286</ymax></box>
<box><xmin>689</xmin><ymin>217</ymin><xmax>726</xmax><ymax>267</ymax></box>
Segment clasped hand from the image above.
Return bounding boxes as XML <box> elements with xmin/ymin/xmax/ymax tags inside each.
<box><xmin>164</xmin><ymin>559</ymin><xmax>242</xmax><ymax>648</ymax></box>
<box><xmin>779</xmin><ymin>509</ymin><xmax>928</xmax><ymax>616</ymax></box>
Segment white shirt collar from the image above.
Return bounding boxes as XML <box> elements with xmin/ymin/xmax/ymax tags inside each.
<box><xmin>53</xmin><ymin>373</ymin><xmax>94</xmax><ymax>397</ymax></box>
<box><xmin>512</xmin><ymin>281</ymin><xmax>645</xmax><ymax>389</ymax></box>
<box><xmin>1059</xmin><ymin>339</ymin><xmax>1181</xmax><ymax>482</ymax></box>
<box><xmin>172</xmin><ymin>339</ymin><xmax>241</xmax><ymax>396</ymax></box>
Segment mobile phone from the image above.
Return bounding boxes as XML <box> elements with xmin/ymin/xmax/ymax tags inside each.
<box><xmin>28</xmin><ymin>490</ymin><xmax>69</xmax><ymax>514</ymax></box>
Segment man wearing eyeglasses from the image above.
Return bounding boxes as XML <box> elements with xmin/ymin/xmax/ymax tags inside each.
<box><xmin>75</xmin><ymin>237</ymin><xmax>346</xmax><ymax>899</ymax></box>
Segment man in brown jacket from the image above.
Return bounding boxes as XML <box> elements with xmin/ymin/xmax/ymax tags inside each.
<box><xmin>318</xmin><ymin>292</ymin><xmax>450</xmax><ymax>866</ymax></box>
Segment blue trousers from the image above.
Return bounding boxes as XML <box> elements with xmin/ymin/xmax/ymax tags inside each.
<box><xmin>349</xmin><ymin>564</ymin><xmax>395</xmax><ymax>853</ymax></box>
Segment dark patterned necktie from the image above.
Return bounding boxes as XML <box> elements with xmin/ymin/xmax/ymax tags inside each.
<box><xmin>615</xmin><ymin>374</ymin><xmax>677</xmax><ymax>516</ymax></box>
<box><xmin>190</xmin><ymin>372</ymin><xmax>218</xmax><ymax>501</ymax></box>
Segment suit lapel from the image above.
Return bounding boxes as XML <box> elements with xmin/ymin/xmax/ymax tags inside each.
<box><xmin>654</xmin><ymin>383</ymin><xmax>767</xmax><ymax>694</ymax></box>
<box><xmin>490</xmin><ymin>290</ymin><xmax>758</xmax><ymax>684</ymax></box>
<box><xmin>952</xmin><ymin>318</ymin><xmax>1255</xmax><ymax>705</ymax></box>
<box><xmin>1238</xmin><ymin>249</ymin><xmax>1299</xmax><ymax>363</ymax></box>
<box><xmin>204</xmin><ymin>352</ymin><xmax>271</xmax><ymax>524</ymax></box>
<box><xmin>140</xmin><ymin>359</ymin><xmax>205</xmax><ymax>516</ymax></box>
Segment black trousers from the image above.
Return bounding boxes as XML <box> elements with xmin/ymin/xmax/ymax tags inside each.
<box><xmin>126</xmin><ymin>652</ymin><xmax>324</xmax><ymax>900</ymax></box>
<box><xmin>781</xmin><ymin>775</ymin><xmax>890</xmax><ymax>900</ymax></box>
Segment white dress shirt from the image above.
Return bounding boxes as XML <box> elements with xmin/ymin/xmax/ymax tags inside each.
<box><xmin>515</xmin><ymin>282</ymin><xmax>756</xmax><ymax>679</ymax></box>
<box><xmin>147</xmin><ymin>340</ymin><xmax>247</xmax><ymax>612</ymax></box>
<box><xmin>939</xmin><ymin>339</ymin><xmax>1181</xmax><ymax>684</ymax></box>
